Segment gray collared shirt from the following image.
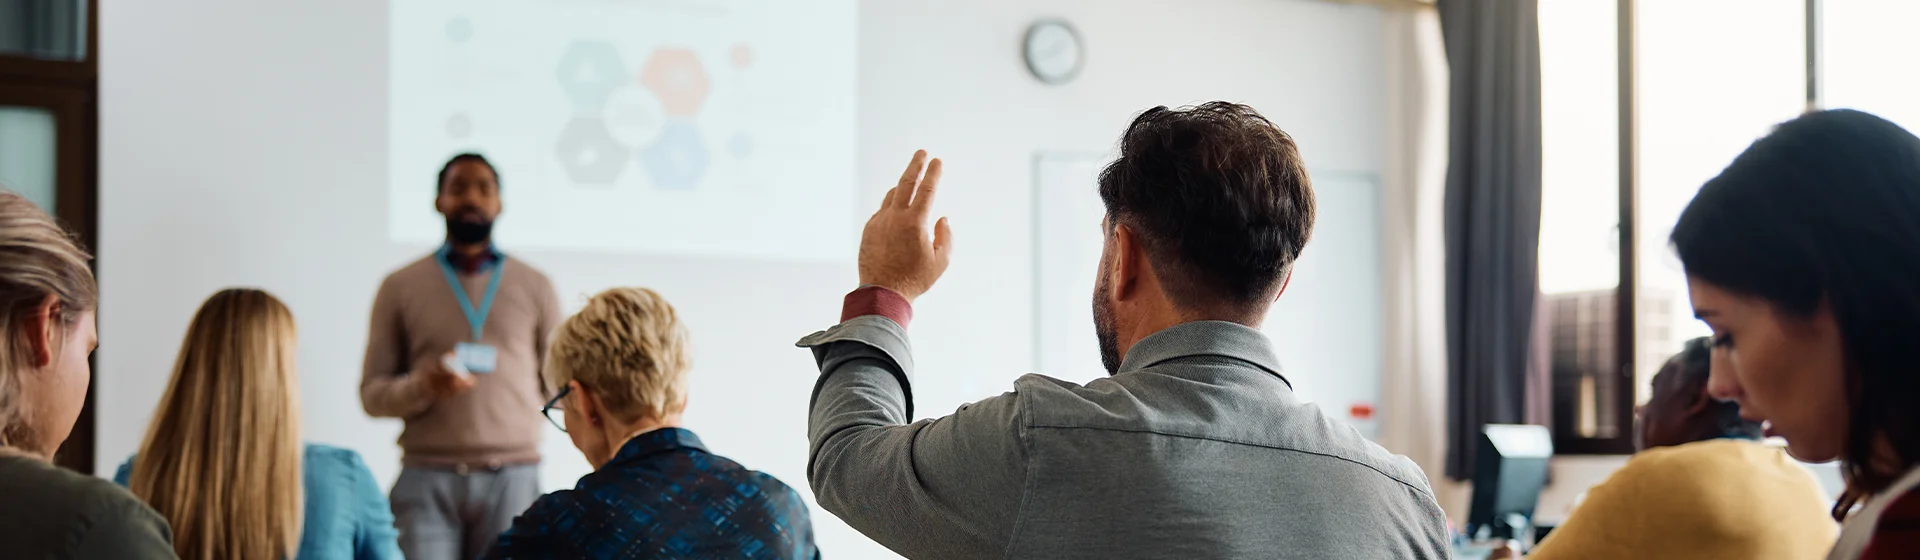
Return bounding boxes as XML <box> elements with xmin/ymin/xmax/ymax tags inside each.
<box><xmin>799</xmin><ymin>317</ymin><xmax>1450</xmax><ymax>559</ymax></box>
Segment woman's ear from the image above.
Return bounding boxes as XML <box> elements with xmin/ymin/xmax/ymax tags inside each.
<box><xmin>23</xmin><ymin>295</ymin><xmax>60</xmax><ymax>368</ymax></box>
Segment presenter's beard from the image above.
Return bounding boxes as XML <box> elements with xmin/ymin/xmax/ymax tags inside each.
<box><xmin>1093</xmin><ymin>266</ymin><xmax>1121</xmax><ymax>376</ymax></box>
<box><xmin>446</xmin><ymin>217</ymin><xmax>494</xmax><ymax>244</ymax></box>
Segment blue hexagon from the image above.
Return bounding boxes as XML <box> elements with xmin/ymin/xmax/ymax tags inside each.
<box><xmin>554</xmin><ymin>118</ymin><xmax>629</xmax><ymax>185</ymax></box>
<box><xmin>555</xmin><ymin>40</ymin><xmax>627</xmax><ymax>111</ymax></box>
<box><xmin>638</xmin><ymin>121</ymin><xmax>709</xmax><ymax>190</ymax></box>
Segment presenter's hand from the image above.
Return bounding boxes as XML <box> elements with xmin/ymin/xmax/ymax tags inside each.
<box><xmin>859</xmin><ymin>150</ymin><xmax>953</xmax><ymax>303</ymax></box>
<box><xmin>420</xmin><ymin>352</ymin><xmax>477</xmax><ymax>398</ymax></box>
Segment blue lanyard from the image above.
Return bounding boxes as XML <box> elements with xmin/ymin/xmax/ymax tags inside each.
<box><xmin>435</xmin><ymin>247</ymin><xmax>506</xmax><ymax>341</ymax></box>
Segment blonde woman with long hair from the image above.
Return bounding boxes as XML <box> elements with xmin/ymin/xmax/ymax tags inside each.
<box><xmin>116</xmin><ymin>289</ymin><xmax>401</xmax><ymax>560</ymax></box>
<box><xmin>0</xmin><ymin>189</ymin><xmax>175</xmax><ymax>558</ymax></box>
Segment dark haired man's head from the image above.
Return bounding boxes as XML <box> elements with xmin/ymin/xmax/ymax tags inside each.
<box><xmin>436</xmin><ymin>153</ymin><xmax>501</xmax><ymax>245</ymax></box>
<box><xmin>1637</xmin><ymin>337</ymin><xmax>1763</xmax><ymax>451</ymax></box>
<box><xmin>1091</xmin><ymin>102</ymin><xmax>1315</xmax><ymax>374</ymax></box>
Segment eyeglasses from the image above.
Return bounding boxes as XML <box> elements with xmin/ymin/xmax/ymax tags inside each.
<box><xmin>542</xmin><ymin>384</ymin><xmax>572</xmax><ymax>433</ymax></box>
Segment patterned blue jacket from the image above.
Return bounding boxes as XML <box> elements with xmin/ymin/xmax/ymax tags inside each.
<box><xmin>486</xmin><ymin>428</ymin><xmax>819</xmax><ymax>559</ymax></box>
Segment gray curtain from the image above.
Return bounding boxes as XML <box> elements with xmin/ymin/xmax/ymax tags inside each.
<box><xmin>1439</xmin><ymin>0</ymin><xmax>1543</xmax><ymax>481</ymax></box>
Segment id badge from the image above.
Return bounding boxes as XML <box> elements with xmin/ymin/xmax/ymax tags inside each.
<box><xmin>455</xmin><ymin>342</ymin><xmax>497</xmax><ymax>374</ymax></box>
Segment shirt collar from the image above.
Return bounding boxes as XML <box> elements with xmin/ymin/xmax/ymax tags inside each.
<box><xmin>608</xmin><ymin>427</ymin><xmax>708</xmax><ymax>467</ymax></box>
<box><xmin>437</xmin><ymin>243</ymin><xmax>503</xmax><ymax>274</ymax></box>
<box><xmin>1116</xmin><ymin>320</ymin><xmax>1291</xmax><ymax>389</ymax></box>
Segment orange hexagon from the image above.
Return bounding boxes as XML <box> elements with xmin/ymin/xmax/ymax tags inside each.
<box><xmin>639</xmin><ymin>48</ymin><xmax>711</xmax><ymax>117</ymax></box>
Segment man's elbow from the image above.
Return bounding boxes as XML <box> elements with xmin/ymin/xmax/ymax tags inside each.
<box><xmin>805</xmin><ymin>428</ymin><xmax>869</xmax><ymax>519</ymax></box>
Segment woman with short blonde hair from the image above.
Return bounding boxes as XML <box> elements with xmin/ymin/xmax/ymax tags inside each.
<box><xmin>485</xmin><ymin>287</ymin><xmax>817</xmax><ymax>559</ymax></box>
<box><xmin>0</xmin><ymin>189</ymin><xmax>174</xmax><ymax>558</ymax></box>
<box><xmin>118</xmin><ymin>288</ymin><xmax>401</xmax><ymax>560</ymax></box>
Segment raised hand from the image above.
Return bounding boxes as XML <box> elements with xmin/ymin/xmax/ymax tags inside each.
<box><xmin>858</xmin><ymin>150</ymin><xmax>954</xmax><ymax>303</ymax></box>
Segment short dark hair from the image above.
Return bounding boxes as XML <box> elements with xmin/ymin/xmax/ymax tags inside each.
<box><xmin>1097</xmin><ymin>102</ymin><xmax>1314</xmax><ymax>313</ymax></box>
<box><xmin>1671</xmin><ymin>109</ymin><xmax>1920</xmax><ymax>517</ymax></box>
<box><xmin>437</xmin><ymin>153</ymin><xmax>499</xmax><ymax>194</ymax></box>
<box><xmin>1667</xmin><ymin>337</ymin><xmax>1762</xmax><ymax>440</ymax></box>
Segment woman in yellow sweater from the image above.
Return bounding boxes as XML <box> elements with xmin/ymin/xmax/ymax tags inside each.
<box><xmin>1518</xmin><ymin>338</ymin><xmax>1836</xmax><ymax>559</ymax></box>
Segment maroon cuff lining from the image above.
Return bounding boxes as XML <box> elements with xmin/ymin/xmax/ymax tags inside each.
<box><xmin>841</xmin><ymin>285</ymin><xmax>913</xmax><ymax>328</ymax></box>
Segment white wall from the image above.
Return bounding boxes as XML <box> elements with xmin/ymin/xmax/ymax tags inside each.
<box><xmin>99</xmin><ymin>1</ymin><xmax>1388</xmax><ymax>557</ymax></box>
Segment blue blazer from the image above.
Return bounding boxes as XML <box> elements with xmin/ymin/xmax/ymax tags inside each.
<box><xmin>116</xmin><ymin>443</ymin><xmax>402</xmax><ymax>560</ymax></box>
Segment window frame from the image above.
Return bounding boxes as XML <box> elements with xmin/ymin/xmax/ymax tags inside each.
<box><xmin>1553</xmin><ymin>0</ymin><xmax>1822</xmax><ymax>455</ymax></box>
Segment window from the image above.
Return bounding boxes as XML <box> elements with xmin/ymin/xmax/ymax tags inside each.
<box><xmin>1822</xmin><ymin>0</ymin><xmax>1920</xmax><ymax>131</ymax></box>
<box><xmin>1538</xmin><ymin>0</ymin><xmax>1625</xmax><ymax>449</ymax></box>
<box><xmin>1540</xmin><ymin>0</ymin><xmax>1808</xmax><ymax>453</ymax></box>
<box><xmin>1635</xmin><ymin>0</ymin><xmax>1804</xmax><ymax>404</ymax></box>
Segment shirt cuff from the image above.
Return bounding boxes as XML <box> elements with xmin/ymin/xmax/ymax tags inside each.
<box><xmin>841</xmin><ymin>285</ymin><xmax>913</xmax><ymax>328</ymax></box>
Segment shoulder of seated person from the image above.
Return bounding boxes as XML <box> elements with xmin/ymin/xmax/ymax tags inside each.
<box><xmin>302</xmin><ymin>442</ymin><xmax>363</xmax><ymax>464</ymax></box>
<box><xmin>1612</xmin><ymin>440</ymin><xmax>1778</xmax><ymax>486</ymax></box>
<box><xmin>1633</xmin><ymin>438</ymin><xmax>1760</xmax><ymax>462</ymax></box>
<box><xmin>0</xmin><ymin>454</ymin><xmax>156</xmax><ymax>517</ymax></box>
<box><xmin>301</xmin><ymin>443</ymin><xmax>377</xmax><ymax>484</ymax></box>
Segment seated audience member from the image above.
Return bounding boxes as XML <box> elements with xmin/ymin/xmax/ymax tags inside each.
<box><xmin>1513</xmin><ymin>337</ymin><xmax>1836</xmax><ymax>559</ymax></box>
<box><xmin>796</xmin><ymin>103</ymin><xmax>1448</xmax><ymax>559</ymax></box>
<box><xmin>117</xmin><ymin>288</ymin><xmax>402</xmax><ymax>560</ymax></box>
<box><xmin>487</xmin><ymin>287</ymin><xmax>818</xmax><ymax>559</ymax></box>
<box><xmin>1672</xmin><ymin>109</ymin><xmax>1920</xmax><ymax>560</ymax></box>
<box><xmin>0</xmin><ymin>190</ymin><xmax>175</xmax><ymax>558</ymax></box>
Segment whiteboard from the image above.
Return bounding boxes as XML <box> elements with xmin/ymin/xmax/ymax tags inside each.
<box><xmin>1263</xmin><ymin>172</ymin><xmax>1383</xmax><ymax>439</ymax></box>
<box><xmin>1031</xmin><ymin>154</ymin><xmax>1383</xmax><ymax>437</ymax></box>
<box><xmin>1032</xmin><ymin>153</ymin><xmax>1111</xmax><ymax>385</ymax></box>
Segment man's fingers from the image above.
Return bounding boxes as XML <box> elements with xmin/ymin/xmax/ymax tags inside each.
<box><xmin>894</xmin><ymin>150</ymin><xmax>928</xmax><ymax>208</ymax></box>
<box><xmin>911</xmin><ymin>158</ymin><xmax>943</xmax><ymax>215</ymax></box>
<box><xmin>932</xmin><ymin>216</ymin><xmax>953</xmax><ymax>255</ymax></box>
<box><xmin>880</xmin><ymin>186</ymin><xmax>898</xmax><ymax>210</ymax></box>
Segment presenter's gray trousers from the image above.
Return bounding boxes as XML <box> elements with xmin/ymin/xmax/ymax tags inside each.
<box><xmin>390</xmin><ymin>464</ymin><xmax>541</xmax><ymax>560</ymax></box>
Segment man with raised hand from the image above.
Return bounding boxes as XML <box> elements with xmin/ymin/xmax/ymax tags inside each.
<box><xmin>797</xmin><ymin>103</ymin><xmax>1449</xmax><ymax>559</ymax></box>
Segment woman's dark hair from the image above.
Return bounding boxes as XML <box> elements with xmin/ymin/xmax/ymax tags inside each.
<box><xmin>1670</xmin><ymin>109</ymin><xmax>1920</xmax><ymax>520</ymax></box>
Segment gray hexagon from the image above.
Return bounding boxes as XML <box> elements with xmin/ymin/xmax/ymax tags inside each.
<box><xmin>556</xmin><ymin>40</ymin><xmax>627</xmax><ymax>111</ymax></box>
<box><xmin>638</xmin><ymin>121</ymin><xmax>709</xmax><ymax>190</ymax></box>
<box><xmin>554</xmin><ymin>118</ymin><xmax>629</xmax><ymax>185</ymax></box>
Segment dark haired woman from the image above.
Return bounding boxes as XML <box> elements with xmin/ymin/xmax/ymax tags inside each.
<box><xmin>1673</xmin><ymin>108</ymin><xmax>1920</xmax><ymax>559</ymax></box>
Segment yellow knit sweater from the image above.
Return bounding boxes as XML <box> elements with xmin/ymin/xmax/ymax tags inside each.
<box><xmin>1529</xmin><ymin>439</ymin><xmax>1837</xmax><ymax>559</ymax></box>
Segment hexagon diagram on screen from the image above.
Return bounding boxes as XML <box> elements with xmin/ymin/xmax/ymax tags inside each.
<box><xmin>557</xmin><ymin>40</ymin><xmax>627</xmax><ymax>111</ymax></box>
<box><xmin>639</xmin><ymin>48</ymin><xmax>711</xmax><ymax>116</ymax></box>
<box><xmin>639</xmin><ymin>122</ymin><xmax>709</xmax><ymax>190</ymax></box>
<box><xmin>555</xmin><ymin>118</ymin><xmax>629</xmax><ymax>185</ymax></box>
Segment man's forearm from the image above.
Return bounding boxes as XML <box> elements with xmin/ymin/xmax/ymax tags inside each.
<box><xmin>361</xmin><ymin>373</ymin><xmax>433</xmax><ymax>418</ymax></box>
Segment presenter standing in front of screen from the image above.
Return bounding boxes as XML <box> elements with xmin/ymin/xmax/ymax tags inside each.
<box><xmin>360</xmin><ymin>153</ymin><xmax>564</xmax><ymax>560</ymax></box>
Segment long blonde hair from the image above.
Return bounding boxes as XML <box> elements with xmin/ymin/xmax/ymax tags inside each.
<box><xmin>0</xmin><ymin>190</ymin><xmax>96</xmax><ymax>454</ymax></box>
<box><xmin>129</xmin><ymin>288</ymin><xmax>303</xmax><ymax>560</ymax></box>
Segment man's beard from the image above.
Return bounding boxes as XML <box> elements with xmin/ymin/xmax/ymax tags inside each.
<box><xmin>1093</xmin><ymin>264</ymin><xmax>1121</xmax><ymax>375</ymax></box>
<box><xmin>446</xmin><ymin>217</ymin><xmax>493</xmax><ymax>244</ymax></box>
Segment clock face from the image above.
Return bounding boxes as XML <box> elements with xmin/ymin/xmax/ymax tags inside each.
<box><xmin>1024</xmin><ymin>20</ymin><xmax>1083</xmax><ymax>85</ymax></box>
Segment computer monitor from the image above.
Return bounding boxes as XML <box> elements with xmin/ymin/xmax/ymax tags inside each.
<box><xmin>1466</xmin><ymin>424</ymin><xmax>1553</xmax><ymax>543</ymax></box>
